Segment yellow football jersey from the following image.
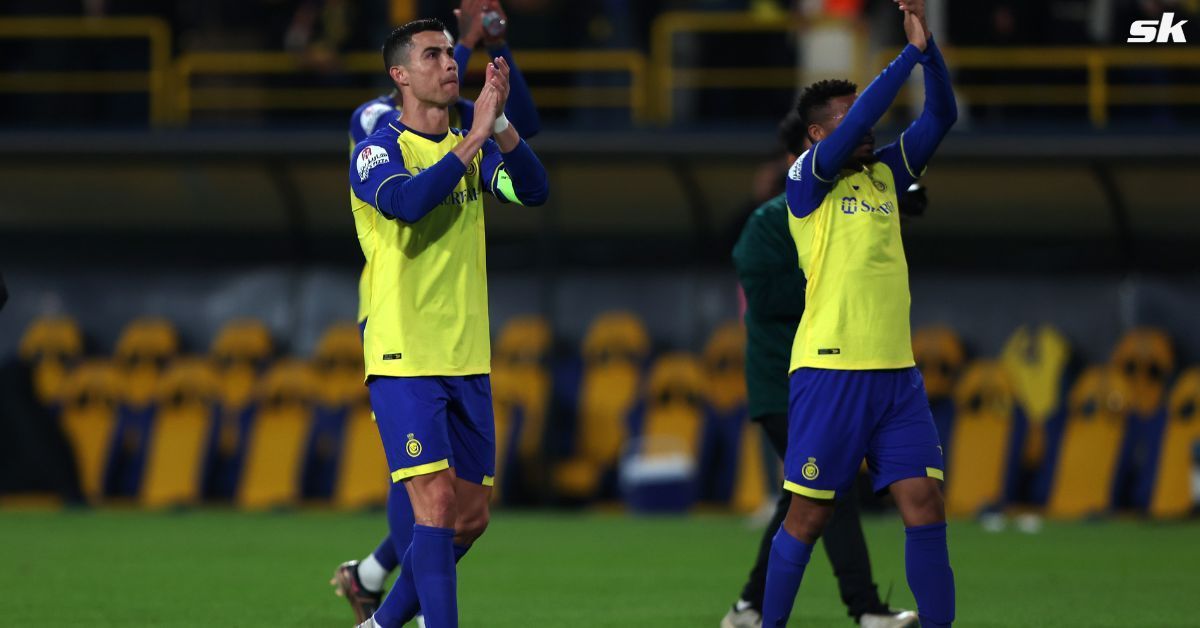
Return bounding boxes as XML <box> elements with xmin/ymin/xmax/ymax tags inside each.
<box><xmin>787</xmin><ymin>151</ymin><xmax>915</xmax><ymax>371</ymax></box>
<box><xmin>350</xmin><ymin>123</ymin><xmax>493</xmax><ymax>378</ymax></box>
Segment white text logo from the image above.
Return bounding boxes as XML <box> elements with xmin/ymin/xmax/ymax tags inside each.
<box><xmin>1128</xmin><ymin>13</ymin><xmax>1189</xmax><ymax>43</ymax></box>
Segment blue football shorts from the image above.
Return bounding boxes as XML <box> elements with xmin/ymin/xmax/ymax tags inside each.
<box><xmin>367</xmin><ymin>374</ymin><xmax>496</xmax><ymax>487</ymax></box>
<box><xmin>783</xmin><ymin>367</ymin><xmax>944</xmax><ymax>499</ymax></box>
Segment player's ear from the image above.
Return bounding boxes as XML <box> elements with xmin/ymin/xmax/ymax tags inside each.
<box><xmin>389</xmin><ymin>65</ymin><xmax>408</xmax><ymax>88</ymax></box>
<box><xmin>808</xmin><ymin>123</ymin><xmax>826</xmax><ymax>143</ymax></box>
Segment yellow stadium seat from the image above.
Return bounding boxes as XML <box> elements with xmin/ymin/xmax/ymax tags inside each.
<box><xmin>945</xmin><ymin>361</ymin><xmax>1016</xmax><ymax>517</ymax></box>
<box><xmin>114</xmin><ymin>318</ymin><xmax>180</xmax><ymax>409</ymax></box>
<box><xmin>313</xmin><ymin>322</ymin><xmax>366</xmax><ymax>408</ymax></box>
<box><xmin>211</xmin><ymin>319</ymin><xmax>273</xmax><ymax>366</ymax></box>
<box><xmin>1111</xmin><ymin>328</ymin><xmax>1176</xmax><ymax>509</ymax></box>
<box><xmin>140</xmin><ymin>358</ymin><xmax>218</xmax><ymax>509</ymax></box>
<box><xmin>702</xmin><ymin>321</ymin><xmax>766</xmax><ymax>513</ymax></box>
<box><xmin>491</xmin><ymin>315</ymin><xmax>553</xmax><ymax>502</ymax></box>
<box><xmin>641</xmin><ymin>353</ymin><xmax>706</xmax><ymax>459</ymax></box>
<box><xmin>305</xmin><ymin>322</ymin><xmax>386</xmax><ymax>510</ymax></box>
<box><xmin>913</xmin><ymin>326</ymin><xmax>966</xmax><ymax>402</ymax></box>
<box><xmin>1149</xmin><ymin>368</ymin><xmax>1200</xmax><ymax>519</ymax></box>
<box><xmin>555</xmin><ymin>311</ymin><xmax>649</xmax><ymax>499</ymax></box>
<box><xmin>57</xmin><ymin>360</ymin><xmax>120</xmax><ymax>503</ymax></box>
<box><xmin>237</xmin><ymin>360</ymin><xmax>316</xmax><ymax>510</ymax></box>
<box><xmin>19</xmin><ymin>316</ymin><xmax>84</xmax><ymax>406</ymax></box>
<box><xmin>1000</xmin><ymin>325</ymin><xmax>1071</xmax><ymax>472</ymax></box>
<box><xmin>1112</xmin><ymin>328</ymin><xmax>1175</xmax><ymax>418</ymax></box>
<box><xmin>333</xmin><ymin>402</ymin><xmax>389</xmax><ymax>510</ymax></box>
<box><xmin>1046</xmin><ymin>366</ymin><xmax>1133</xmax><ymax>519</ymax></box>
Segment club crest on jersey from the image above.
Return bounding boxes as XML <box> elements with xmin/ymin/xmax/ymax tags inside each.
<box><xmin>873</xmin><ymin>179</ymin><xmax>887</xmax><ymax>192</ymax></box>
<box><xmin>405</xmin><ymin>433</ymin><xmax>422</xmax><ymax>458</ymax></box>
<box><xmin>802</xmin><ymin>457</ymin><xmax>820</xmax><ymax>481</ymax></box>
<box><xmin>357</xmin><ymin>145</ymin><xmax>390</xmax><ymax>182</ymax></box>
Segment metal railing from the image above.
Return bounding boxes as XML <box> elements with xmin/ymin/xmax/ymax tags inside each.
<box><xmin>4</xmin><ymin>14</ymin><xmax>1200</xmax><ymax>129</ymax></box>
<box><xmin>176</xmin><ymin>49</ymin><xmax>647</xmax><ymax>124</ymax></box>
<box><xmin>874</xmin><ymin>47</ymin><xmax>1200</xmax><ymax>128</ymax></box>
<box><xmin>0</xmin><ymin>17</ymin><xmax>171</xmax><ymax>125</ymax></box>
<box><xmin>650</xmin><ymin>11</ymin><xmax>871</xmax><ymax>124</ymax></box>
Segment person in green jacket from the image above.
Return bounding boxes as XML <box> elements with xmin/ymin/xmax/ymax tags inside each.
<box><xmin>722</xmin><ymin>109</ymin><xmax>927</xmax><ymax>628</ymax></box>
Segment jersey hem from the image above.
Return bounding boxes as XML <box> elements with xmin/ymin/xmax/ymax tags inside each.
<box><xmin>788</xmin><ymin>359</ymin><xmax>916</xmax><ymax>372</ymax></box>
<box><xmin>364</xmin><ymin>365</ymin><xmax>491</xmax><ymax>381</ymax></box>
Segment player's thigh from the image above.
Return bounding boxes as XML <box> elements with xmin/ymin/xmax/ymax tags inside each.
<box><xmin>368</xmin><ymin>375</ymin><xmax>454</xmax><ymax>484</ymax></box>
<box><xmin>867</xmin><ymin>367</ymin><xmax>945</xmax><ymax>494</ymax></box>
<box><xmin>444</xmin><ymin>374</ymin><xmax>497</xmax><ymax>488</ymax></box>
<box><xmin>783</xmin><ymin>369</ymin><xmax>876</xmax><ymax>501</ymax></box>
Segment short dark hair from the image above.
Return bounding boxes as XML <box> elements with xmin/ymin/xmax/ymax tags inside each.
<box><xmin>382</xmin><ymin>19</ymin><xmax>448</xmax><ymax>69</ymax></box>
<box><xmin>795</xmin><ymin>79</ymin><xmax>858</xmax><ymax>133</ymax></box>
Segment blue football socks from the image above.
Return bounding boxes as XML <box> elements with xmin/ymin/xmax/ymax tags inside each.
<box><xmin>410</xmin><ymin>524</ymin><xmax>459</xmax><ymax>628</ymax></box>
<box><xmin>761</xmin><ymin>525</ymin><xmax>814</xmax><ymax>627</ymax></box>
<box><xmin>905</xmin><ymin>522</ymin><xmax>955</xmax><ymax>627</ymax></box>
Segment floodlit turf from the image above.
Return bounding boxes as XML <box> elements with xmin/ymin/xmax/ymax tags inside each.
<box><xmin>0</xmin><ymin>509</ymin><xmax>1197</xmax><ymax>627</ymax></box>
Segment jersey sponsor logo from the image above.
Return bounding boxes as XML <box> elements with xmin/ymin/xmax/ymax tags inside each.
<box><xmin>788</xmin><ymin>151</ymin><xmax>809</xmax><ymax>181</ymax></box>
<box><xmin>801</xmin><ymin>457</ymin><xmax>820</xmax><ymax>481</ymax></box>
<box><xmin>405</xmin><ymin>433</ymin><xmax>423</xmax><ymax>458</ymax></box>
<box><xmin>359</xmin><ymin>102</ymin><xmax>396</xmax><ymax>135</ymax></box>
<box><xmin>357</xmin><ymin>145</ymin><xmax>390</xmax><ymax>182</ymax></box>
<box><xmin>441</xmin><ymin>187</ymin><xmax>480</xmax><ymax>208</ymax></box>
<box><xmin>840</xmin><ymin>197</ymin><xmax>895</xmax><ymax>216</ymax></box>
<box><xmin>1128</xmin><ymin>13</ymin><xmax>1189</xmax><ymax>43</ymax></box>
<box><xmin>817</xmin><ymin>348</ymin><xmax>841</xmax><ymax>355</ymax></box>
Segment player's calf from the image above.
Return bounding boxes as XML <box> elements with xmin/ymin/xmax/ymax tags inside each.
<box><xmin>890</xmin><ymin>477</ymin><xmax>954</xmax><ymax>627</ymax></box>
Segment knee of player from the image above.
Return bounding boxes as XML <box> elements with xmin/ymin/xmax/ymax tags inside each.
<box><xmin>414</xmin><ymin>481</ymin><xmax>459</xmax><ymax>526</ymax></box>
<box><xmin>896</xmin><ymin>480</ymin><xmax>946</xmax><ymax>525</ymax></box>
<box><xmin>784</xmin><ymin>496</ymin><xmax>833</xmax><ymax>542</ymax></box>
<box><xmin>456</xmin><ymin>508</ymin><xmax>490</xmax><ymax>544</ymax></box>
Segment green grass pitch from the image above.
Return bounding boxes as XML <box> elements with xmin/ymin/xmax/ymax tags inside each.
<box><xmin>1</xmin><ymin>510</ymin><xmax>1196</xmax><ymax>626</ymax></box>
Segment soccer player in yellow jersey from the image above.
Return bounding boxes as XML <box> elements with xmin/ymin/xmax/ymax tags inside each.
<box><xmin>349</xmin><ymin>18</ymin><xmax>547</xmax><ymax>628</ymax></box>
<box><xmin>762</xmin><ymin>1</ymin><xmax>958</xmax><ymax>626</ymax></box>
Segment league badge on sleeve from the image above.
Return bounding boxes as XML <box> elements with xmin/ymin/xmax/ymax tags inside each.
<box><xmin>359</xmin><ymin>102</ymin><xmax>395</xmax><ymax>136</ymax></box>
<box><xmin>357</xmin><ymin>145</ymin><xmax>390</xmax><ymax>182</ymax></box>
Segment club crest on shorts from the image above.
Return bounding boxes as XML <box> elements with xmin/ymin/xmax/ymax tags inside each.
<box><xmin>405</xmin><ymin>433</ymin><xmax>422</xmax><ymax>458</ymax></box>
<box><xmin>802</xmin><ymin>457</ymin><xmax>820</xmax><ymax>481</ymax></box>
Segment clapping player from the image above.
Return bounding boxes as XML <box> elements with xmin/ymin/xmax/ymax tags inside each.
<box><xmin>347</xmin><ymin>18</ymin><xmax>547</xmax><ymax>628</ymax></box>
<box><xmin>762</xmin><ymin>1</ymin><xmax>958</xmax><ymax>626</ymax></box>
<box><xmin>333</xmin><ymin>1</ymin><xmax>540</xmax><ymax>624</ymax></box>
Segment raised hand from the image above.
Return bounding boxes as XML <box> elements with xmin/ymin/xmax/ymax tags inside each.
<box><xmin>455</xmin><ymin>0</ymin><xmax>485</xmax><ymax>49</ymax></box>
<box><xmin>895</xmin><ymin>0</ymin><xmax>927</xmax><ymax>51</ymax></box>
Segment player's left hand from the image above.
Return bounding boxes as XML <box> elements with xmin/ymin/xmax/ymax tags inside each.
<box><xmin>455</xmin><ymin>0</ymin><xmax>485</xmax><ymax>49</ymax></box>
<box><xmin>485</xmin><ymin>56</ymin><xmax>510</xmax><ymax>116</ymax></box>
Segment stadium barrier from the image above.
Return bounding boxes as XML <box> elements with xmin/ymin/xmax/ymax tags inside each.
<box><xmin>6</xmin><ymin>14</ymin><xmax>1200</xmax><ymax>128</ymax></box>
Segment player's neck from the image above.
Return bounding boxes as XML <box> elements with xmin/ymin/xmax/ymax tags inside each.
<box><xmin>398</xmin><ymin>99</ymin><xmax>450</xmax><ymax>136</ymax></box>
